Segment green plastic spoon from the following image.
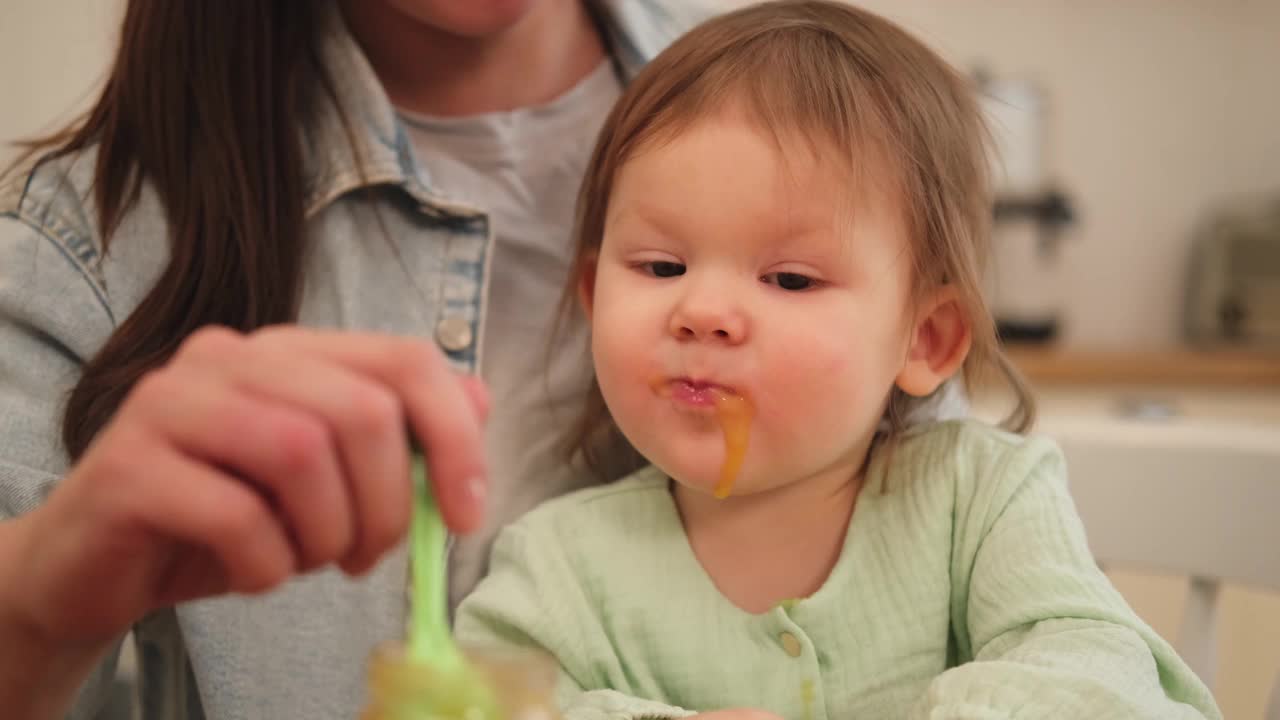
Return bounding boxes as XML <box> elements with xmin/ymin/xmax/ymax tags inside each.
<box><xmin>383</xmin><ymin>454</ymin><xmax>501</xmax><ymax>720</ymax></box>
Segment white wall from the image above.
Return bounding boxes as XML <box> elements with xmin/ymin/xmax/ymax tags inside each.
<box><xmin>0</xmin><ymin>0</ymin><xmax>120</xmax><ymax>166</ymax></box>
<box><xmin>821</xmin><ymin>0</ymin><xmax>1280</xmax><ymax>350</ymax></box>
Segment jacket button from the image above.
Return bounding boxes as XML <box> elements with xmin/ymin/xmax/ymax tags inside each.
<box><xmin>435</xmin><ymin>315</ymin><xmax>474</xmax><ymax>352</ymax></box>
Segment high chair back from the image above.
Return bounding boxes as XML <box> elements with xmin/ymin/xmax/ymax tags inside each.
<box><xmin>1050</xmin><ymin>418</ymin><xmax>1280</xmax><ymax>719</ymax></box>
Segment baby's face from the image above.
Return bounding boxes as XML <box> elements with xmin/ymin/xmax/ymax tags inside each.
<box><xmin>585</xmin><ymin>111</ymin><xmax>919</xmax><ymax>497</ymax></box>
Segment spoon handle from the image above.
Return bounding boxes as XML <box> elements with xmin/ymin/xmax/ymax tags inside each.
<box><xmin>407</xmin><ymin>455</ymin><xmax>459</xmax><ymax>668</ymax></box>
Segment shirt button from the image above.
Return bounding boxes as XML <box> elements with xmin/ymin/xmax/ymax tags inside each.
<box><xmin>435</xmin><ymin>315</ymin><xmax>474</xmax><ymax>352</ymax></box>
<box><xmin>779</xmin><ymin>631</ymin><xmax>803</xmax><ymax>658</ymax></box>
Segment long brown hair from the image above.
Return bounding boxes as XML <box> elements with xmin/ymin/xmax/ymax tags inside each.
<box><xmin>563</xmin><ymin>0</ymin><xmax>1035</xmax><ymax>474</ymax></box>
<box><xmin>5</xmin><ymin>2</ymin><xmax>349</xmax><ymax>460</ymax></box>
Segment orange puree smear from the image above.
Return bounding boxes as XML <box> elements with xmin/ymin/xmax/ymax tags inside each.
<box><xmin>648</xmin><ymin>377</ymin><xmax>754</xmax><ymax>500</ymax></box>
<box><xmin>710</xmin><ymin>389</ymin><xmax>752</xmax><ymax>499</ymax></box>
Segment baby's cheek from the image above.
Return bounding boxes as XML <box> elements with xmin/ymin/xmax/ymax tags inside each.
<box><xmin>759</xmin><ymin>345</ymin><xmax>870</xmax><ymax>432</ymax></box>
<box><xmin>769</xmin><ymin>335</ymin><xmax>863</xmax><ymax>394</ymax></box>
<box><xmin>594</xmin><ymin>324</ymin><xmax>643</xmax><ymax>378</ymax></box>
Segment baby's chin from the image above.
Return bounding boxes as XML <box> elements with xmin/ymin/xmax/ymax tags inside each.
<box><xmin>666</xmin><ymin>474</ymin><xmax>725</xmax><ymax>498</ymax></box>
<box><xmin>649</xmin><ymin>457</ymin><xmax>768</xmax><ymax>500</ymax></box>
<box><xmin>667</xmin><ymin>474</ymin><xmax>784</xmax><ymax>503</ymax></box>
<box><xmin>646</xmin><ymin>456</ymin><xmax>719</xmax><ymax>492</ymax></box>
<box><xmin>635</xmin><ymin>434</ymin><xmax>770</xmax><ymax>498</ymax></box>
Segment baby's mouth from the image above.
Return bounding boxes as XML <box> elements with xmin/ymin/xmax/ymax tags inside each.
<box><xmin>658</xmin><ymin>378</ymin><xmax>740</xmax><ymax>410</ymax></box>
<box><xmin>649</xmin><ymin>376</ymin><xmax>752</xmax><ymax>499</ymax></box>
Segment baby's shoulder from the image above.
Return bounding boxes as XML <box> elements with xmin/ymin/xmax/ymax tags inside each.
<box><xmin>886</xmin><ymin>418</ymin><xmax>1066</xmax><ymax>504</ymax></box>
<box><xmin>507</xmin><ymin>465</ymin><xmax>675</xmax><ymax>548</ymax></box>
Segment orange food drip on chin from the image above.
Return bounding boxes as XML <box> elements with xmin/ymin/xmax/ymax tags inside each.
<box><xmin>711</xmin><ymin>390</ymin><xmax>752</xmax><ymax>499</ymax></box>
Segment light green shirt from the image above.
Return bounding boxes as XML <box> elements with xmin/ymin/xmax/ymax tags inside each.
<box><xmin>455</xmin><ymin>420</ymin><xmax>1220</xmax><ymax>720</ymax></box>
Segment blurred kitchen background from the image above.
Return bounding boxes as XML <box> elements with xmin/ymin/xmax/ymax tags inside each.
<box><xmin>4</xmin><ymin>1</ymin><xmax>1279</xmax><ymax>718</ymax></box>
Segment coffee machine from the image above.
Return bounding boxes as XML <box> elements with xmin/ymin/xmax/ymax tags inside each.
<box><xmin>978</xmin><ymin>70</ymin><xmax>1077</xmax><ymax>344</ymax></box>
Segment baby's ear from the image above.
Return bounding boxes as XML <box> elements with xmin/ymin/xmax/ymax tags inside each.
<box><xmin>895</xmin><ymin>286</ymin><xmax>972</xmax><ymax>397</ymax></box>
<box><xmin>576</xmin><ymin>252</ymin><xmax>599</xmax><ymax>321</ymax></box>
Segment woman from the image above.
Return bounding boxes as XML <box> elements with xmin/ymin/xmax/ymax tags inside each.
<box><xmin>0</xmin><ymin>1</ymin><xmax>718</xmax><ymax>718</ymax></box>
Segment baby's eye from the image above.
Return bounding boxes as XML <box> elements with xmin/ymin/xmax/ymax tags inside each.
<box><xmin>642</xmin><ymin>261</ymin><xmax>686</xmax><ymax>278</ymax></box>
<box><xmin>763</xmin><ymin>272</ymin><xmax>817</xmax><ymax>291</ymax></box>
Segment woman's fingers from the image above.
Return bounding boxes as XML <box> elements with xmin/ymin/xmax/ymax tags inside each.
<box><xmin>125</xmin><ymin>442</ymin><xmax>298</xmax><ymax>595</ymax></box>
<box><xmin>243</xmin><ymin>327</ymin><xmax>489</xmax><ymax>533</ymax></box>
<box><xmin>130</xmin><ymin>364</ymin><xmax>353</xmax><ymax>573</ymax></box>
<box><xmin>186</xmin><ymin>332</ymin><xmax>414</xmax><ymax>573</ymax></box>
<box><xmin>12</xmin><ymin>325</ymin><xmax>493</xmax><ymax>655</ymax></box>
<box><xmin>458</xmin><ymin>374</ymin><xmax>491</xmax><ymax>423</ymax></box>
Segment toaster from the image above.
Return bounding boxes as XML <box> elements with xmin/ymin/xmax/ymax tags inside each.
<box><xmin>1184</xmin><ymin>195</ymin><xmax>1280</xmax><ymax>349</ymax></box>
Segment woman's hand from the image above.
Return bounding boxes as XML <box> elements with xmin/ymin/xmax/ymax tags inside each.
<box><xmin>3</xmin><ymin>325</ymin><xmax>489</xmax><ymax>649</ymax></box>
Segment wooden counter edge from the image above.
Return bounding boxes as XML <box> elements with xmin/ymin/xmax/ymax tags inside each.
<box><xmin>996</xmin><ymin>347</ymin><xmax>1280</xmax><ymax>386</ymax></box>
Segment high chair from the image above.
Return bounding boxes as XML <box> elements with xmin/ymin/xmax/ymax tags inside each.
<box><xmin>1050</xmin><ymin>417</ymin><xmax>1280</xmax><ymax>719</ymax></box>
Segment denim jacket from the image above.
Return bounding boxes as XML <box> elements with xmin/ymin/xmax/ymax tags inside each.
<box><xmin>0</xmin><ymin>2</ymin><xmax>720</xmax><ymax>718</ymax></box>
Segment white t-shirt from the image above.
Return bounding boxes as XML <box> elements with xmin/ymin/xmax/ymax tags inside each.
<box><xmin>399</xmin><ymin>60</ymin><xmax>623</xmax><ymax>607</ymax></box>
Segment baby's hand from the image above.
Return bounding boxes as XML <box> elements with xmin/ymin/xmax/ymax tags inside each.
<box><xmin>689</xmin><ymin>710</ymin><xmax>785</xmax><ymax>720</ymax></box>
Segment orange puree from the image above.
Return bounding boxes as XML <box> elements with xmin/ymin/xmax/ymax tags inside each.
<box><xmin>648</xmin><ymin>377</ymin><xmax>754</xmax><ymax>499</ymax></box>
<box><xmin>710</xmin><ymin>389</ymin><xmax>752</xmax><ymax>499</ymax></box>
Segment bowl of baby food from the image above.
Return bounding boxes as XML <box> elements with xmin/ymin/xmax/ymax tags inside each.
<box><xmin>362</xmin><ymin>643</ymin><xmax>560</xmax><ymax>720</ymax></box>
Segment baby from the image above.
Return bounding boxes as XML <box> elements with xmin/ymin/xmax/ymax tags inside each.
<box><xmin>455</xmin><ymin>2</ymin><xmax>1221</xmax><ymax>718</ymax></box>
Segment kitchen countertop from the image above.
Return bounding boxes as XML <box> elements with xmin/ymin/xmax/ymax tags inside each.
<box><xmin>975</xmin><ymin>384</ymin><xmax>1280</xmax><ymax>427</ymax></box>
<box><xmin>972</xmin><ymin>347</ymin><xmax>1280</xmax><ymax>428</ymax></box>
<box><xmin>1000</xmin><ymin>346</ymin><xmax>1280</xmax><ymax>387</ymax></box>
